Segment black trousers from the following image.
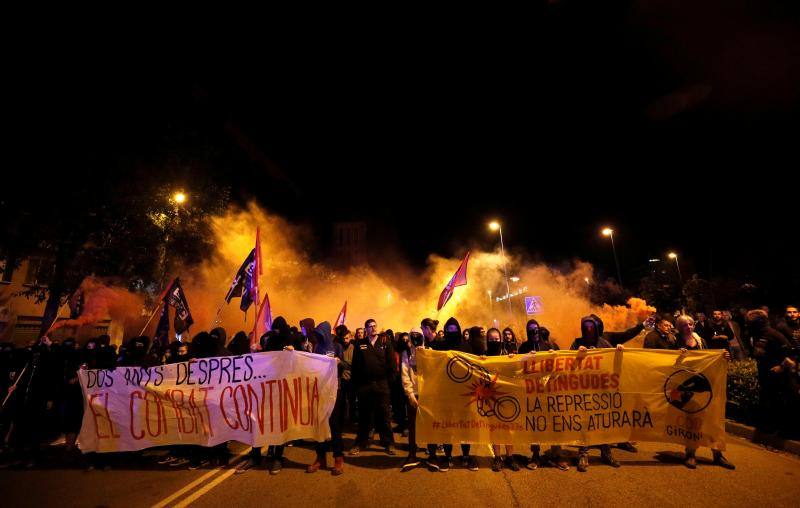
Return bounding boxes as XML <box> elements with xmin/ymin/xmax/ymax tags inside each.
<box><xmin>316</xmin><ymin>388</ymin><xmax>345</xmax><ymax>458</ymax></box>
<box><xmin>355</xmin><ymin>381</ymin><xmax>394</xmax><ymax>446</ymax></box>
<box><xmin>406</xmin><ymin>398</ymin><xmax>417</xmax><ymax>454</ymax></box>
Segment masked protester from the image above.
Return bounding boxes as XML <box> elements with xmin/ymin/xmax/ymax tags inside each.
<box><xmin>486</xmin><ymin>328</ymin><xmax>520</xmax><ymax>472</ymax></box>
<box><xmin>426</xmin><ymin>317</ymin><xmax>477</xmax><ymax>472</ymax></box>
<box><xmin>60</xmin><ymin>338</ymin><xmax>84</xmax><ymax>454</ymax></box>
<box><xmin>570</xmin><ymin>316</ymin><xmax>623</xmax><ymax>472</ymax></box>
<box><xmin>672</xmin><ymin>315</ymin><xmax>735</xmax><ymax>469</ymax></box>
<box><xmin>307</xmin><ymin>322</ymin><xmax>346</xmax><ymax>475</ymax></box>
<box><xmin>400</xmin><ymin>327</ymin><xmax>426</xmax><ymax>472</ymax></box>
<box><xmin>518</xmin><ymin>323</ymin><xmax>568</xmax><ymax>471</ymax></box>
<box><xmin>470</xmin><ymin>326</ymin><xmax>487</xmax><ymax>356</ymax></box>
<box><xmin>349</xmin><ymin>319</ymin><xmax>396</xmax><ymax>457</ymax></box>
<box><xmin>236</xmin><ymin>317</ymin><xmax>302</xmax><ymax>475</ymax></box>
<box><xmin>227</xmin><ymin>331</ymin><xmax>251</xmax><ymax>356</ymax></box>
<box><xmin>157</xmin><ymin>342</ymin><xmax>194</xmax><ymax>468</ymax></box>
<box><xmin>486</xmin><ymin>327</ymin><xmax>503</xmax><ymax>357</ymax></box>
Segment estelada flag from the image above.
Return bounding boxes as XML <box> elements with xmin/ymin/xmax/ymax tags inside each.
<box><xmin>437</xmin><ymin>251</ymin><xmax>470</xmax><ymax>311</ymax></box>
<box><xmin>225</xmin><ymin>248</ymin><xmax>256</xmax><ymax>312</ymax></box>
<box><xmin>164</xmin><ymin>277</ymin><xmax>194</xmax><ymax>331</ymax></box>
<box><xmin>334</xmin><ymin>301</ymin><xmax>347</xmax><ymax>329</ymax></box>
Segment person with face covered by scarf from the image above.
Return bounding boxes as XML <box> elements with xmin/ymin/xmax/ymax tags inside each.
<box><xmin>570</xmin><ymin>315</ymin><xmax>624</xmax><ymax>472</ymax></box>
<box><xmin>517</xmin><ymin>322</ymin><xmax>568</xmax><ymax>471</ymax></box>
<box><xmin>120</xmin><ymin>336</ymin><xmax>158</xmax><ymax>367</ymax></box>
<box><xmin>155</xmin><ymin>341</ymin><xmax>194</xmax><ymax>467</ymax></box>
<box><xmin>247</xmin><ymin>316</ymin><xmax>302</xmax><ymax>474</ymax></box>
<box><xmin>486</xmin><ymin>327</ymin><xmax>503</xmax><ymax>357</ymax></box>
<box><xmin>519</xmin><ymin>320</ymin><xmax>559</xmax><ymax>354</ymax></box>
<box><xmin>427</xmin><ymin>317</ymin><xmax>477</xmax><ymax>472</ymax></box>
<box><xmin>227</xmin><ymin>331</ymin><xmax>251</xmax><ymax>356</ymax></box>
<box><xmin>306</xmin><ymin>322</ymin><xmax>346</xmax><ymax>475</ymax></box>
<box><xmin>470</xmin><ymin>326</ymin><xmax>487</xmax><ymax>356</ymax></box>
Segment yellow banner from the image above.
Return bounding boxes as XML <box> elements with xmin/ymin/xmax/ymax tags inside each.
<box><xmin>417</xmin><ymin>348</ymin><xmax>727</xmax><ymax>449</ymax></box>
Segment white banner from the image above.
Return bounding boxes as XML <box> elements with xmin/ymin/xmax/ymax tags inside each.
<box><xmin>77</xmin><ymin>351</ymin><xmax>337</xmax><ymax>453</ymax></box>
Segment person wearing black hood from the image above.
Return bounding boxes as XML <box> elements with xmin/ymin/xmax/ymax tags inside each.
<box><xmin>571</xmin><ymin>315</ymin><xmax>623</xmax><ymax>472</ymax></box>
<box><xmin>349</xmin><ymin>318</ymin><xmax>397</xmax><ymax>457</ymax></box>
<box><xmin>120</xmin><ymin>336</ymin><xmax>158</xmax><ymax>367</ymax></box>
<box><xmin>427</xmin><ymin>317</ymin><xmax>477</xmax><ymax>472</ymax></box>
<box><xmin>227</xmin><ymin>331</ymin><xmax>251</xmax><ymax>356</ymax></box>
<box><xmin>262</xmin><ymin>316</ymin><xmax>303</xmax><ymax>474</ymax></box>
<box><xmin>518</xmin><ymin>321</ymin><xmax>569</xmax><ymax>471</ymax></box>
<box><xmin>306</xmin><ymin>322</ymin><xmax>346</xmax><ymax>475</ymax></box>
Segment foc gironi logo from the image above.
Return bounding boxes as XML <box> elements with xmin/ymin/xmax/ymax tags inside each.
<box><xmin>663</xmin><ymin>369</ymin><xmax>713</xmax><ymax>414</ymax></box>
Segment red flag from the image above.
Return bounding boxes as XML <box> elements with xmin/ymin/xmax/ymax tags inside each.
<box><xmin>437</xmin><ymin>251</ymin><xmax>470</xmax><ymax>311</ymax></box>
<box><xmin>254</xmin><ymin>290</ymin><xmax>273</xmax><ymax>339</ymax></box>
<box><xmin>334</xmin><ymin>301</ymin><xmax>347</xmax><ymax>329</ymax></box>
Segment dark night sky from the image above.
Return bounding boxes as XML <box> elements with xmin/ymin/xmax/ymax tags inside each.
<box><xmin>11</xmin><ymin>1</ymin><xmax>800</xmax><ymax>300</ymax></box>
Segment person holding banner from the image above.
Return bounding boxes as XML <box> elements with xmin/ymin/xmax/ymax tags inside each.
<box><xmin>518</xmin><ymin>321</ymin><xmax>569</xmax><ymax>471</ymax></box>
<box><xmin>427</xmin><ymin>317</ymin><xmax>478</xmax><ymax>472</ymax></box>
<box><xmin>400</xmin><ymin>327</ymin><xmax>425</xmax><ymax>472</ymax></box>
<box><xmin>571</xmin><ymin>315</ymin><xmax>623</xmax><ymax>472</ymax></box>
<box><xmin>672</xmin><ymin>314</ymin><xmax>735</xmax><ymax>470</ymax></box>
<box><xmin>487</xmin><ymin>327</ymin><xmax>521</xmax><ymax>472</ymax></box>
<box><xmin>307</xmin><ymin>322</ymin><xmax>346</xmax><ymax>476</ymax></box>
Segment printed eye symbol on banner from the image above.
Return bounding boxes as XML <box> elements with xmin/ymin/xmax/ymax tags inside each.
<box><xmin>663</xmin><ymin>369</ymin><xmax>713</xmax><ymax>414</ymax></box>
<box><xmin>447</xmin><ymin>356</ymin><xmax>521</xmax><ymax>423</ymax></box>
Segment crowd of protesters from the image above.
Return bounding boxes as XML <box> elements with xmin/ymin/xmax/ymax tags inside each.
<box><xmin>1</xmin><ymin>303</ymin><xmax>798</xmax><ymax>474</ymax></box>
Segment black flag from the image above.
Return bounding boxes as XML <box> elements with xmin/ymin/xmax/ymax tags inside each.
<box><xmin>155</xmin><ymin>303</ymin><xmax>170</xmax><ymax>346</ymax></box>
<box><xmin>164</xmin><ymin>278</ymin><xmax>194</xmax><ymax>331</ymax></box>
<box><xmin>225</xmin><ymin>248</ymin><xmax>256</xmax><ymax>312</ymax></box>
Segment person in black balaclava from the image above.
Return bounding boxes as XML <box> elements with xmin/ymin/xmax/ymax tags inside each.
<box><xmin>518</xmin><ymin>322</ymin><xmax>568</xmax><ymax>471</ymax></box>
<box><xmin>486</xmin><ymin>327</ymin><xmax>503</xmax><ymax>357</ymax></box>
<box><xmin>519</xmin><ymin>320</ymin><xmax>560</xmax><ymax>354</ymax></box>
<box><xmin>571</xmin><ymin>315</ymin><xmax>624</xmax><ymax>472</ymax></box>
<box><xmin>306</xmin><ymin>322</ymin><xmax>346</xmax><ymax>475</ymax></box>
<box><xmin>156</xmin><ymin>341</ymin><xmax>193</xmax><ymax>468</ymax></box>
<box><xmin>469</xmin><ymin>326</ymin><xmax>487</xmax><ymax>356</ymax></box>
<box><xmin>427</xmin><ymin>317</ymin><xmax>477</xmax><ymax>472</ymax></box>
<box><xmin>236</xmin><ymin>316</ymin><xmax>301</xmax><ymax>475</ymax></box>
<box><xmin>120</xmin><ymin>336</ymin><xmax>156</xmax><ymax>367</ymax></box>
<box><xmin>227</xmin><ymin>331</ymin><xmax>251</xmax><ymax>356</ymax></box>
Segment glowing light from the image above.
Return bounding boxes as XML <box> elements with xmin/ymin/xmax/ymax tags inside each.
<box><xmin>173</xmin><ymin>192</ymin><xmax>187</xmax><ymax>204</ymax></box>
<box><xmin>601</xmin><ymin>227</ymin><xmax>613</xmax><ymax>237</ymax></box>
<box><xmin>488</xmin><ymin>221</ymin><xmax>500</xmax><ymax>231</ymax></box>
<box><xmin>584</xmin><ymin>277</ymin><xmax>590</xmax><ymax>284</ymax></box>
<box><xmin>509</xmin><ymin>276</ymin><xmax>520</xmax><ymax>282</ymax></box>
<box><xmin>668</xmin><ymin>252</ymin><xmax>678</xmax><ymax>259</ymax></box>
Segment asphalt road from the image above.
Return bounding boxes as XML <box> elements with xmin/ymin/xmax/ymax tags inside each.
<box><xmin>2</xmin><ymin>431</ymin><xmax>799</xmax><ymax>508</ymax></box>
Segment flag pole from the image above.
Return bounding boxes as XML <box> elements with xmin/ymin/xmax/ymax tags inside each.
<box><xmin>138</xmin><ymin>299</ymin><xmax>164</xmax><ymax>337</ymax></box>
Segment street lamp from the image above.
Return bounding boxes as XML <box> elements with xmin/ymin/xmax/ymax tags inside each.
<box><xmin>489</xmin><ymin>220</ymin><xmax>513</xmax><ymax>318</ymax></box>
<box><xmin>173</xmin><ymin>191</ymin><xmax>187</xmax><ymax>205</ymax></box>
<box><xmin>601</xmin><ymin>227</ymin><xmax>623</xmax><ymax>287</ymax></box>
<box><xmin>668</xmin><ymin>252</ymin><xmax>682</xmax><ymax>285</ymax></box>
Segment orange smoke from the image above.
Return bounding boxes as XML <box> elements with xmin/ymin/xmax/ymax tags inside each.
<box><xmin>70</xmin><ymin>202</ymin><xmax>657</xmax><ymax>348</ymax></box>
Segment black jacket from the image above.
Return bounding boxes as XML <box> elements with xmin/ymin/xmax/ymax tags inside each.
<box><xmin>351</xmin><ymin>335</ymin><xmax>395</xmax><ymax>388</ymax></box>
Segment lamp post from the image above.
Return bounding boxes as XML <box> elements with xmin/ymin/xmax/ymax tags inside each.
<box><xmin>602</xmin><ymin>227</ymin><xmax>623</xmax><ymax>287</ymax></box>
<box><xmin>489</xmin><ymin>221</ymin><xmax>513</xmax><ymax>319</ymax></box>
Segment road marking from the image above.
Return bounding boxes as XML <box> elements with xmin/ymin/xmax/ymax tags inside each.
<box><xmin>173</xmin><ymin>467</ymin><xmax>239</xmax><ymax>507</ymax></box>
<box><xmin>150</xmin><ymin>448</ymin><xmax>250</xmax><ymax>508</ymax></box>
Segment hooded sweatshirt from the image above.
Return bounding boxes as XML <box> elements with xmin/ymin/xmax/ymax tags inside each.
<box><xmin>519</xmin><ymin>320</ymin><xmax>559</xmax><ymax>353</ymax></box>
<box><xmin>227</xmin><ymin>331</ymin><xmax>251</xmax><ymax>356</ymax></box>
<box><xmin>263</xmin><ymin>316</ymin><xmax>301</xmax><ymax>351</ymax></box>
<box><xmin>570</xmin><ymin>315</ymin><xmax>614</xmax><ymax>350</ymax></box>
<box><xmin>433</xmin><ymin>317</ymin><xmax>473</xmax><ymax>354</ymax></box>
<box><xmin>313</xmin><ymin>321</ymin><xmax>344</xmax><ymax>379</ymax></box>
